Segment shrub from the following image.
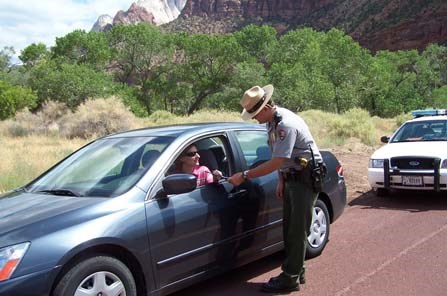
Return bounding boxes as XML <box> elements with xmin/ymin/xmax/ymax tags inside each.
<box><xmin>0</xmin><ymin>101</ymin><xmax>69</xmax><ymax>137</ymax></box>
<box><xmin>147</xmin><ymin>110</ymin><xmax>176</xmax><ymax>126</ymax></box>
<box><xmin>60</xmin><ymin>97</ymin><xmax>142</xmax><ymax>138</ymax></box>
<box><xmin>327</xmin><ymin>108</ymin><xmax>378</xmax><ymax>146</ymax></box>
<box><xmin>0</xmin><ymin>80</ymin><xmax>37</xmax><ymax>120</ymax></box>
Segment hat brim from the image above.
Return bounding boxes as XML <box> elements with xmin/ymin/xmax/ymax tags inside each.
<box><xmin>241</xmin><ymin>84</ymin><xmax>274</xmax><ymax>120</ymax></box>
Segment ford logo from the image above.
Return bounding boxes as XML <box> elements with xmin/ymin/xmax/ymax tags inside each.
<box><xmin>409</xmin><ymin>161</ymin><xmax>420</xmax><ymax>166</ymax></box>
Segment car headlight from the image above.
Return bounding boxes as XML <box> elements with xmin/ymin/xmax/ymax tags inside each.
<box><xmin>0</xmin><ymin>242</ymin><xmax>30</xmax><ymax>281</ymax></box>
<box><xmin>369</xmin><ymin>159</ymin><xmax>384</xmax><ymax>168</ymax></box>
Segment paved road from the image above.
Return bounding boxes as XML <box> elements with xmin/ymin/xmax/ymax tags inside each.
<box><xmin>173</xmin><ymin>191</ymin><xmax>447</xmax><ymax>296</ymax></box>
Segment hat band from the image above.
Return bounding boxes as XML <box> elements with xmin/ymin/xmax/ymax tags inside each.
<box><xmin>247</xmin><ymin>95</ymin><xmax>267</xmax><ymax>114</ymax></box>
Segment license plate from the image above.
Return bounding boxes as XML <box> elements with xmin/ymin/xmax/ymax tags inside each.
<box><xmin>402</xmin><ymin>176</ymin><xmax>423</xmax><ymax>186</ymax></box>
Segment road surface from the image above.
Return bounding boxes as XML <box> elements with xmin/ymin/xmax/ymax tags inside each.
<box><xmin>173</xmin><ymin>191</ymin><xmax>447</xmax><ymax>296</ymax></box>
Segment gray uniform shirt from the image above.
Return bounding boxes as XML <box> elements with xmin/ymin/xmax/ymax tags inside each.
<box><xmin>268</xmin><ymin>107</ymin><xmax>322</xmax><ymax>171</ymax></box>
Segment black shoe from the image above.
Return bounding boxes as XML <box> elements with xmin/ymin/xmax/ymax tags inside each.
<box><xmin>299</xmin><ymin>273</ymin><xmax>306</xmax><ymax>284</ymax></box>
<box><xmin>262</xmin><ymin>274</ymin><xmax>299</xmax><ymax>293</ymax></box>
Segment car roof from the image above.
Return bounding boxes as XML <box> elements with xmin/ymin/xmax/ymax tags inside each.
<box><xmin>104</xmin><ymin>122</ymin><xmax>265</xmax><ymax>139</ymax></box>
<box><xmin>407</xmin><ymin>115</ymin><xmax>447</xmax><ymax>123</ymax></box>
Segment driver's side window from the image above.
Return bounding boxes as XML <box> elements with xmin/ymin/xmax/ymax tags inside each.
<box><xmin>167</xmin><ymin>136</ymin><xmax>230</xmax><ymax>187</ymax></box>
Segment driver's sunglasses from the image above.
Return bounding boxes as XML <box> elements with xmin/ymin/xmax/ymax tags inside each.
<box><xmin>184</xmin><ymin>151</ymin><xmax>199</xmax><ymax>157</ymax></box>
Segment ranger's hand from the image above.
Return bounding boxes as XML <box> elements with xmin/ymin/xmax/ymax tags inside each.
<box><xmin>276</xmin><ymin>181</ymin><xmax>284</xmax><ymax>200</ymax></box>
<box><xmin>228</xmin><ymin>172</ymin><xmax>244</xmax><ymax>186</ymax></box>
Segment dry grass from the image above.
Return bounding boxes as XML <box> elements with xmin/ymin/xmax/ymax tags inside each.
<box><xmin>0</xmin><ymin>101</ymin><xmax>404</xmax><ymax>193</ymax></box>
<box><xmin>0</xmin><ymin>136</ymin><xmax>87</xmax><ymax>193</ymax></box>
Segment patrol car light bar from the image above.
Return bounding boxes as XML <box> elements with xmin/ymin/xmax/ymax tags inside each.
<box><xmin>411</xmin><ymin>109</ymin><xmax>447</xmax><ymax>117</ymax></box>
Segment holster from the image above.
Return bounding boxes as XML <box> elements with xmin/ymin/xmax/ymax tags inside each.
<box><xmin>281</xmin><ymin>167</ymin><xmax>313</xmax><ymax>190</ymax></box>
<box><xmin>310</xmin><ymin>161</ymin><xmax>327</xmax><ymax>193</ymax></box>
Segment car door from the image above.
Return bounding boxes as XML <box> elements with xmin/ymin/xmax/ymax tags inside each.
<box><xmin>144</xmin><ymin>135</ymin><xmax>245</xmax><ymax>289</ymax></box>
<box><xmin>229</xmin><ymin>129</ymin><xmax>283</xmax><ymax>250</ymax></box>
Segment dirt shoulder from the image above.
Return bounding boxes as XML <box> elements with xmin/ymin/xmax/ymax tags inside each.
<box><xmin>326</xmin><ymin>139</ymin><xmax>375</xmax><ymax>203</ymax></box>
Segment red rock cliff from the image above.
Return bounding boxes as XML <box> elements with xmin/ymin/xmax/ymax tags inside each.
<box><xmin>178</xmin><ymin>0</ymin><xmax>447</xmax><ymax>52</ymax></box>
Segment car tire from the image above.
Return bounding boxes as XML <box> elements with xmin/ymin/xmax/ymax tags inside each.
<box><xmin>306</xmin><ymin>199</ymin><xmax>330</xmax><ymax>259</ymax></box>
<box><xmin>376</xmin><ymin>188</ymin><xmax>389</xmax><ymax>197</ymax></box>
<box><xmin>53</xmin><ymin>256</ymin><xmax>137</xmax><ymax>296</ymax></box>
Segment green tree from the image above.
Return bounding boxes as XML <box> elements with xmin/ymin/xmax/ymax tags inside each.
<box><xmin>269</xmin><ymin>28</ymin><xmax>334</xmax><ymax>111</ymax></box>
<box><xmin>29</xmin><ymin>61</ymin><xmax>116</xmax><ymax>108</ymax></box>
<box><xmin>0</xmin><ymin>80</ymin><xmax>37</xmax><ymax>119</ymax></box>
<box><xmin>363</xmin><ymin>49</ymin><xmax>427</xmax><ymax>117</ymax></box>
<box><xmin>177</xmin><ymin>33</ymin><xmax>246</xmax><ymax>114</ymax></box>
<box><xmin>234</xmin><ymin>25</ymin><xmax>278</xmax><ymax>67</ymax></box>
<box><xmin>108</xmin><ymin>24</ymin><xmax>174</xmax><ymax>114</ymax></box>
<box><xmin>319</xmin><ymin>28</ymin><xmax>370</xmax><ymax>113</ymax></box>
<box><xmin>19</xmin><ymin>43</ymin><xmax>49</xmax><ymax>69</ymax></box>
<box><xmin>52</xmin><ymin>30</ymin><xmax>111</xmax><ymax>70</ymax></box>
<box><xmin>360</xmin><ymin>54</ymin><xmax>395</xmax><ymax>116</ymax></box>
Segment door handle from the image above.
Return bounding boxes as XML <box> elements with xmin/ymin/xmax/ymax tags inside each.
<box><xmin>228</xmin><ymin>189</ymin><xmax>248</xmax><ymax>199</ymax></box>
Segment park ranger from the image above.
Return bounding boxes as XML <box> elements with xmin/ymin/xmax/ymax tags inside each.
<box><xmin>228</xmin><ymin>84</ymin><xmax>322</xmax><ymax>293</ymax></box>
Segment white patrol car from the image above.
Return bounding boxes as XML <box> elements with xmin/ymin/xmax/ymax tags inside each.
<box><xmin>368</xmin><ymin>109</ymin><xmax>447</xmax><ymax>196</ymax></box>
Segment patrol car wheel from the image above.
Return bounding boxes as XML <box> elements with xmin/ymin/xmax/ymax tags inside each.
<box><xmin>306</xmin><ymin>199</ymin><xmax>330</xmax><ymax>259</ymax></box>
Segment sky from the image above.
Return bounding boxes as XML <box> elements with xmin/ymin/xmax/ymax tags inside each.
<box><xmin>0</xmin><ymin>0</ymin><xmax>132</xmax><ymax>61</ymax></box>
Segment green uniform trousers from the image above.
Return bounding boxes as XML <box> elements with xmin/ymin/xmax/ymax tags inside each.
<box><xmin>281</xmin><ymin>176</ymin><xmax>317</xmax><ymax>277</ymax></box>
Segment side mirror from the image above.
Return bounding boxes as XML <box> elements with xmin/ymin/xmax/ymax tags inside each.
<box><xmin>161</xmin><ymin>174</ymin><xmax>197</xmax><ymax>196</ymax></box>
<box><xmin>380</xmin><ymin>136</ymin><xmax>390</xmax><ymax>143</ymax></box>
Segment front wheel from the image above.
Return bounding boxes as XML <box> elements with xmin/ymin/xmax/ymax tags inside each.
<box><xmin>53</xmin><ymin>256</ymin><xmax>136</xmax><ymax>296</ymax></box>
<box><xmin>306</xmin><ymin>199</ymin><xmax>330</xmax><ymax>259</ymax></box>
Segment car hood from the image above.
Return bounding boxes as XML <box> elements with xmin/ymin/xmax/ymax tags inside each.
<box><xmin>371</xmin><ymin>141</ymin><xmax>447</xmax><ymax>159</ymax></box>
<box><xmin>0</xmin><ymin>190</ymin><xmax>107</xmax><ymax>242</ymax></box>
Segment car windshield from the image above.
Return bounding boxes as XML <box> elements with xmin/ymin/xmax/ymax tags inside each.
<box><xmin>25</xmin><ymin>136</ymin><xmax>173</xmax><ymax>197</ymax></box>
<box><xmin>391</xmin><ymin>120</ymin><xmax>447</xmax><ymax>143</ymax></box>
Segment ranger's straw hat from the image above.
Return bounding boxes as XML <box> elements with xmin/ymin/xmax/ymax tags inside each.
<box><xmin>240</xmin><ymin>84</ymin><xmax>274</xmax><ymax>120</ymax></box>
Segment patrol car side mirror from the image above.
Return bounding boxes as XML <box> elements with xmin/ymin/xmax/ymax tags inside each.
<box><xmin>380</xmin><ymin>136</ymin><xmax>390</xmax><ymax>143</ymax></box>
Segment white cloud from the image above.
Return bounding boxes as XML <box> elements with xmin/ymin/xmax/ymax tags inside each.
<box><xmin>0</xmin><ymin>0</ymin><xmax>131</xmax><ymax>58</ymax></box>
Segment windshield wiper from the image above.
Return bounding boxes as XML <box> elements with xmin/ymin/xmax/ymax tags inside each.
<box><xmin>37</xmin><ymin>189</ymin><xmax>82</xmax><ymax>197</ymax></box>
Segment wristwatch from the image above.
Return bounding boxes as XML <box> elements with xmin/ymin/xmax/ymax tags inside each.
<box><xmin>242</xmin><ymin>170</ymin><xmax>249</xmax><ymax>180</ymax></box>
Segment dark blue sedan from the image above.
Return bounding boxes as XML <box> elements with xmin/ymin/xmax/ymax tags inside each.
<box><xmin>0</xmin><ymin>122</ymin><xmax>346</xmax><ymax>296</ymax></box>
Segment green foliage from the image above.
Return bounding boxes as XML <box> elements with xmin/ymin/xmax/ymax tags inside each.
<box><xmin>2</xmin><ymin>23</ymin><xmax>447</xmax><ymax>120</ymax></box>
<box><xmin>176</xmin><ymin>33</ymin><xmax>246</xmax><ymax>114</ymax></box>
<box><xmin>52</xmin><ymin>30</ymin><xmax>111</xmax><ymax>69</ymax></box>
<box><xmin>0</xmin><ymin>80</ymin><xmax>37</xmax><ymax>119</ymax></box>
<box><xmin>234</xmin><ymin>25</ymin><xmax>278</xmax><ymax>66</ymax></box>
<box><xmin>19</xmin><ymin>43</ymin><xmax>49</xmax><ymax>69</ymax></box>
<box><xmin>108</xmin><ymin>24</ymin><xmax>175</xmax><ymax>114</ymax></box>
<box><xmin>29</xmin><ymin>61</ymin><xmax>116</xmax><ymax>108</ymax></box>
<box><xmin>431</xmin><ymin>86</ymin><xmax>447</xmax><ymax>107</ymax></box>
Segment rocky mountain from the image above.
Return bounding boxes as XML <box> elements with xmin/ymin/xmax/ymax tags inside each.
<box><xmin>91</xmin><ymin>15</ymin><xmax>114</xmax><ymax>32</ymax></box>
<box><xmin>91</xmin><ymin>0</ymin><xmax>186</xmax><ymax>31</ymax></box>
<box><xmin>92</xmin><ymin>0</ymin><xmax>447</xmax><ymax>52</ymax></box>
<box><xmin>176</xmin><ymin>0</ymin><xmax>447</xmax><ymax>52</ymax></box>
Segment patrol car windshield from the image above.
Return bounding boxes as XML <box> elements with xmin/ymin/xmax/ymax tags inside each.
<box><xmin>391</xmin><ymin>120</ymin><xmax>447</xmax><ymax>142</ymax></box>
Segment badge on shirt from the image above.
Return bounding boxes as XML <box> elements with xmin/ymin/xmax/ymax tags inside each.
<box><xmin>278</xmin><ymin>129</ymin><xmax>287</xmax><ymax>141</ymax></box>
